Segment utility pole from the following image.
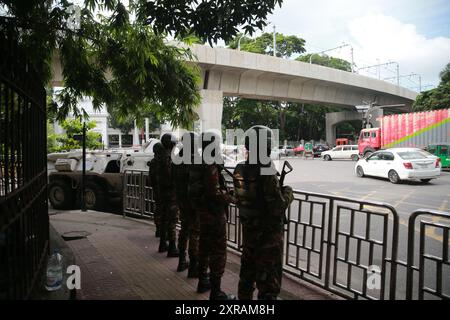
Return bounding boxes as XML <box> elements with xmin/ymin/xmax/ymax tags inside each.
<box><xmin>350</xmin><ymin>46</ymin><xmax>354</xmax><ymax>73</ymax></box>
<box><xmin>384</xmin><ymin>73</ymin><xmax>422</xmax><ymax>91</ymax></box>
<box><xmin>81</xmin><ymin>120</ymin><xmax>86</xmax><ymax>212</ymax></box>
<box><xmin>396</xmin><ymin>63</ymin><xmax>400</xmax><ymax>86</ymax></box>
<box><xmin>309</xmin><ymin>43</ymin><xmax>353</xmax><ymax>68</ymax></box>
<box><xmin>273</xmin><ymin>25</ymin><xmax>276</xmax><ymax>57</ymax></box>
<box><xmin>357</xmin><ymin>61</ymin><xmax>400</xmax><ymax>84</ymax></box>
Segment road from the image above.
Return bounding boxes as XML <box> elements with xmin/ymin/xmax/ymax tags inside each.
<box><xmin>278</xmin><ymin>156</ymin><xmax>450</xmax><ymax>299</ymax></box>
<box><xmin>282</xmin><ymin>157</ymin><xmax>450</xmax><ymax>217</ymax></box>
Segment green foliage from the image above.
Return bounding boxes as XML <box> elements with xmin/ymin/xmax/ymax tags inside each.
<box><xmin>49</xmin><ymin>118</ymin><xmax>102</xmax><ymax>152</ymax></box>
<box><xmin>227</xmin><ymin>32</ymin><xmax>305</xmax><ymax>58</ymax></box>
<box><xmin>414</xmin><ymin>63</ymin><xmax>450</xmax><ymax>111</ymax></box>
<box><xmin>223</xmin><ymin>97</ymin><xmax>279</xmax><ymax>130</ymax></box>
<box><xmin>2</xmin><ymin>0</ymin><xmax>282</xmax><ymax>128</ymax></box>
<box><xmin>297</xmin><ymin>54</ymin><xmax>352</xmax><ymax>72</ymax></box>
<box><xmin>108</xmin><ymin>108</ymin><xmax>160</xmax><ymax>135</ymax></box>
<box><xmin>47</xmin><ymin>121</ymin><xmax>58</xmax><ymax>153</ymax></box>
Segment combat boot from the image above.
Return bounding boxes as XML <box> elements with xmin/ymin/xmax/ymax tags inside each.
<box><xmin>158</xmin><ymin>237</ymin><xmax>168</xmax><ymax>253</ymax></box>
<box><xmin>167</xmin><ymin>241</ymin><xmax>179</xmax><ymax>257</ymax></box>
<box><xmin>187</xmin><ymin>257</ymin><xmax>199</xmax><ymax>278</ymax></box>
<box><xmin>196</xmin><ymin>271</ymin><xmax>211</xmax><ymax>293</ymax></box>
<box><xmin>176</xmin><ymin>252</ymin><xmax>189</xmax><ymax>272</ymax></box>
<box><xmin>209</xmin><ymin>277</ymin><xmax>236</xmax><ymax>300</ymax></box>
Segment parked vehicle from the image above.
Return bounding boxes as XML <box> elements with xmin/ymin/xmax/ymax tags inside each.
<box><xmin>358</xmin><ymin>108</ymin><xmax>450</xmax><ymax>158</ymax></box>
<box><xmin>313</xmin><ymin>144</ymin><xmax>330</xmax><ymax>157</ymax></box>
<box><xmin>322</xmin><ymin>145</ymin><xmax>359</xmax><ymax>161</ymax></box>
<box><xmin>47</xmin><ymin>149</ymin><xmax>155</xmax><ymax>211</ymax></box>
<box><xmin>271</xmin><ymin>148</ymin><xmax>282</xmax><ymax>160</ymax></box>
<box><xmin>355</xmin><ymin>148</ymin><xmax>441</xmax><ymax>184</ymax></box>
<box><xmin>279</xmin><ymin>145</ymin><xmax>295</xmax><ymax>156</ymax></box>
<box><xmin>426</xmin><ymin>143</ymin><xmax>450</xmax><ymax>168</ymax></box>
<box><xmin>293</xmin><ymin>144</ymin><xmax>304</xmax><ymax>155</ymax></box>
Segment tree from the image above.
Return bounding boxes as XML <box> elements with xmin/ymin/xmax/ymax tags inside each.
<box><xmin>227</xmin><ymin>32</ymin><xmax>305</xmax><ymax>58</ymax></box>
<box><xmin>50</xmin><ymin>118</ymin><xmax>103</xmax><ymax>152</ymax></box>
<box><xmin>1</xmin><ymin>0</ymin><xmax>283</xmax><ymax>128</ymax></box>
<box><xmin>297</xmin><ymin>54</ymin><xmax>352</xmax><ymax>72</ymax></box>
<box><xmin>413</xmin><ymin>63</ymin><xmax>450</xmax><ymax>111</ymax></box>
<box><xmin>108</xmin><ymin>108</ymin><xmax>160</xmax><ymax>135</ymax></box>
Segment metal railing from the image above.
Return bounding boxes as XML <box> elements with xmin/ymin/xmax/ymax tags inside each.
<box><xmin>123</xmin><ymin>170</ymin><xmax>450</xmax><ymax>300</ymax></box>
<box><xmin>405</xmin><ymin>209</ymin><xmax>450</xmax><ymax>300</ymax></box>
<box><xmin>0</xmin><ymin>18</ymin><xmax>49</xmax><ymax>299</ymax></box>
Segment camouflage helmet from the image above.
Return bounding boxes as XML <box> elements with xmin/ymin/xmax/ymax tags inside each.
<box><xmin>161</xmin><ymin>133</ymin><xmax>177</xmax><ymax>150</ymax></box>
<box><xmin>244</xmin><ymin>125</ymin><xmax>274</xmax><ymax>153</ymax></box>
<box><xmin>152</xmin><ymin>141</ymin><xmax>165</xmax><ymax>156</ymax></box>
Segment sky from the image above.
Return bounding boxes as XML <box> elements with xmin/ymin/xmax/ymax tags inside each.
<box><xmin>243</xmin><ymin>0</ymin><xmax>450</xmax><ymax>91</ymax></box>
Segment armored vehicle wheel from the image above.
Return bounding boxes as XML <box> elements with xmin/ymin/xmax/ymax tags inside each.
<box><xmin>48</xmin><ymin>180</ymin><xmax>75</xmax><ymax>209</ymax></box>
<box><xmin>79</xmin><ymin>182</ymin><xmax>106</xmax><ymax>211</ymax></box>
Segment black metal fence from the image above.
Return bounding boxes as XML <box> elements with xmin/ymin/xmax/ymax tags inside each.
<box><xmin>123</xmin><ymin>169</ymin><xmax>449</xmax><ymax>300</ymax></box>
<box><xmin>0</xmin><ymin>18</ymin><xmax>49</xmax><ymax>299</ymax></box>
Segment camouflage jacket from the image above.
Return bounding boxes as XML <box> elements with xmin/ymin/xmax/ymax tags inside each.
<box><xmin>188</xmin><ymin>163</ymin><xmax>235</xmax><ymax>213</ymax></box>
<box><xmin>232</xmin><ymin>162</ymin><xmax>294</xmax><ymax>223</ymax></box>
<box><xmin>154</xmin><ymin>149</ymin><xmax>176</xmax><ymax>201</ymax></box>
<box><xmin>172</xmin><ymin>160</ymin><xmax>190</xmax><ymax>203</ymax></box>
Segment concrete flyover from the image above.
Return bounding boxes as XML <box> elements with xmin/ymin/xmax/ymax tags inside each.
<box><xmin>50</xmin><ymin>44</ymin><xmax>418</xmax><ymax>133</ymax></box>
<box><xmin>187</xmin><ymin>44</ymin><xmax>417</xmax><ymax>132</ymax></box>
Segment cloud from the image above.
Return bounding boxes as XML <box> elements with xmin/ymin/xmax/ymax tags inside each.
<box><xmin>348</xmin><ymin>14</ymin><xmax>450</xmax><ymax>89</ymax></box>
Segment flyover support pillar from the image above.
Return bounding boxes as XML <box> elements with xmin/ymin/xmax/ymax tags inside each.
<box><xmin>196</xmin><ymin>89</ymin><xmax>223</xmax><ymax>133</ymax></box>
<box><xmin>325</xmin><ymin>109</ymin><xmax>384</xmax><ymax>146</ymax></box>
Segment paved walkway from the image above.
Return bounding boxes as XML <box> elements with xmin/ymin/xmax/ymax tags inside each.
<box><xmin>49</xmin><ymin>209</ymin><xmax>336</xmax><ymax>300</ymax></box>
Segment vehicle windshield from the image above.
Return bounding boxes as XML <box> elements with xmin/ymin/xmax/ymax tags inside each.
<box><xmin>397</xmin><ymin>151</ymin><xmax>428</xmax><ymax>160</ymax></box>
<box><xmin>416</xmin><ymin>150</ymin><xmax>433</xmax><ymax>157</ymax></box>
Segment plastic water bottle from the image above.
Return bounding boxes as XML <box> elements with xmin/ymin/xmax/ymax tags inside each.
<box><xmin>45</xmin><ymin>250</ymin><xmax>63</xmax><ymax>291</ymax></box>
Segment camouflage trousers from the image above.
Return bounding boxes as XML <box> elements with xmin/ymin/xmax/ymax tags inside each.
<box><xmin>197</xmin><ymin>207</ymin><xmax>227</xmax><ymax>280</ymax></box>
<box><xmin>160</xmin><ymin>197</ymin><xmax>179</xmax><ymax>242</ymax></box>
<box><xmin>238</xmin><ymin>222</ymin><xmax>284</xmax><ymax>300</ymax></box>
<box><xmin>153</xmin><ymin>200</ymin><xmax>162</xmax><ymax>233</ymax></box>
<box><xmin>177</xmin><ymin>200</ymin><xmax>200</xmax><ymax>259</ymax></box>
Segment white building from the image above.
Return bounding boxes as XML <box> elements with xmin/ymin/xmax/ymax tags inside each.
<box><xmin>53</xmin><ymin>96</ymin><xmax>161</xmax><ymax>149</ymax></box>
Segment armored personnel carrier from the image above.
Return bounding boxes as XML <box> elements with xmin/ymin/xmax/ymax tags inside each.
<box><xmin>47</xmin><ymin>140</ymin><xmax>158</xmax><ymax>211</ymax></box>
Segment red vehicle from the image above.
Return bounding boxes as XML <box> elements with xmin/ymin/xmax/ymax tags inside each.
<box><xmin>358</xmin><ymin>109</ymin><xmax>450</xmax><ymax>158</ymax></box>
<box><xmin>293</xmin><ymin>144</ymin><xmax>304</xmax><ymax>154</ymax></box>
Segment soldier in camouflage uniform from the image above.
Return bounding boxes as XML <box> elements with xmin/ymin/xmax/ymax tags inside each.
<box><xmin>232</xmin><ymin>125</ymin><xmax>294</xmax><ymax>300</ymax></box>
<box><xmin>173</xmin><ymin>132</ymin><xmax>200</xmax><ymax>277</ymax></box>
<box><xmin>157</xmin><ymin>133</ymin><xmax>179</xmax><ymax>257</ymax></box>
<box><xmin>148</xmin><ymin>141</ymin><xmax>164</xmax><ymax>237</ymax></box>
<box><xmin>188</xmin><ymin>130</ymin><xmax>236</xmax><ymax>300</ymax></box>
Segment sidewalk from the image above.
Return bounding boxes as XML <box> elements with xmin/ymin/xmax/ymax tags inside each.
<box><xmin>49</xmin><ymin>209</ymin><xmax>336</xmax><ymax>300</ymax></box>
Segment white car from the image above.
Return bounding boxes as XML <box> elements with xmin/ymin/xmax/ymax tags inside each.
<box><xmin>355</xmin><ymin>148</ymin><xmax>441</xmax><ymax>184</ymax></box>
<box><xmin>322</xmin><ymin>145</ymin><xmax>359</xmax><ymax>161</ymax></box>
